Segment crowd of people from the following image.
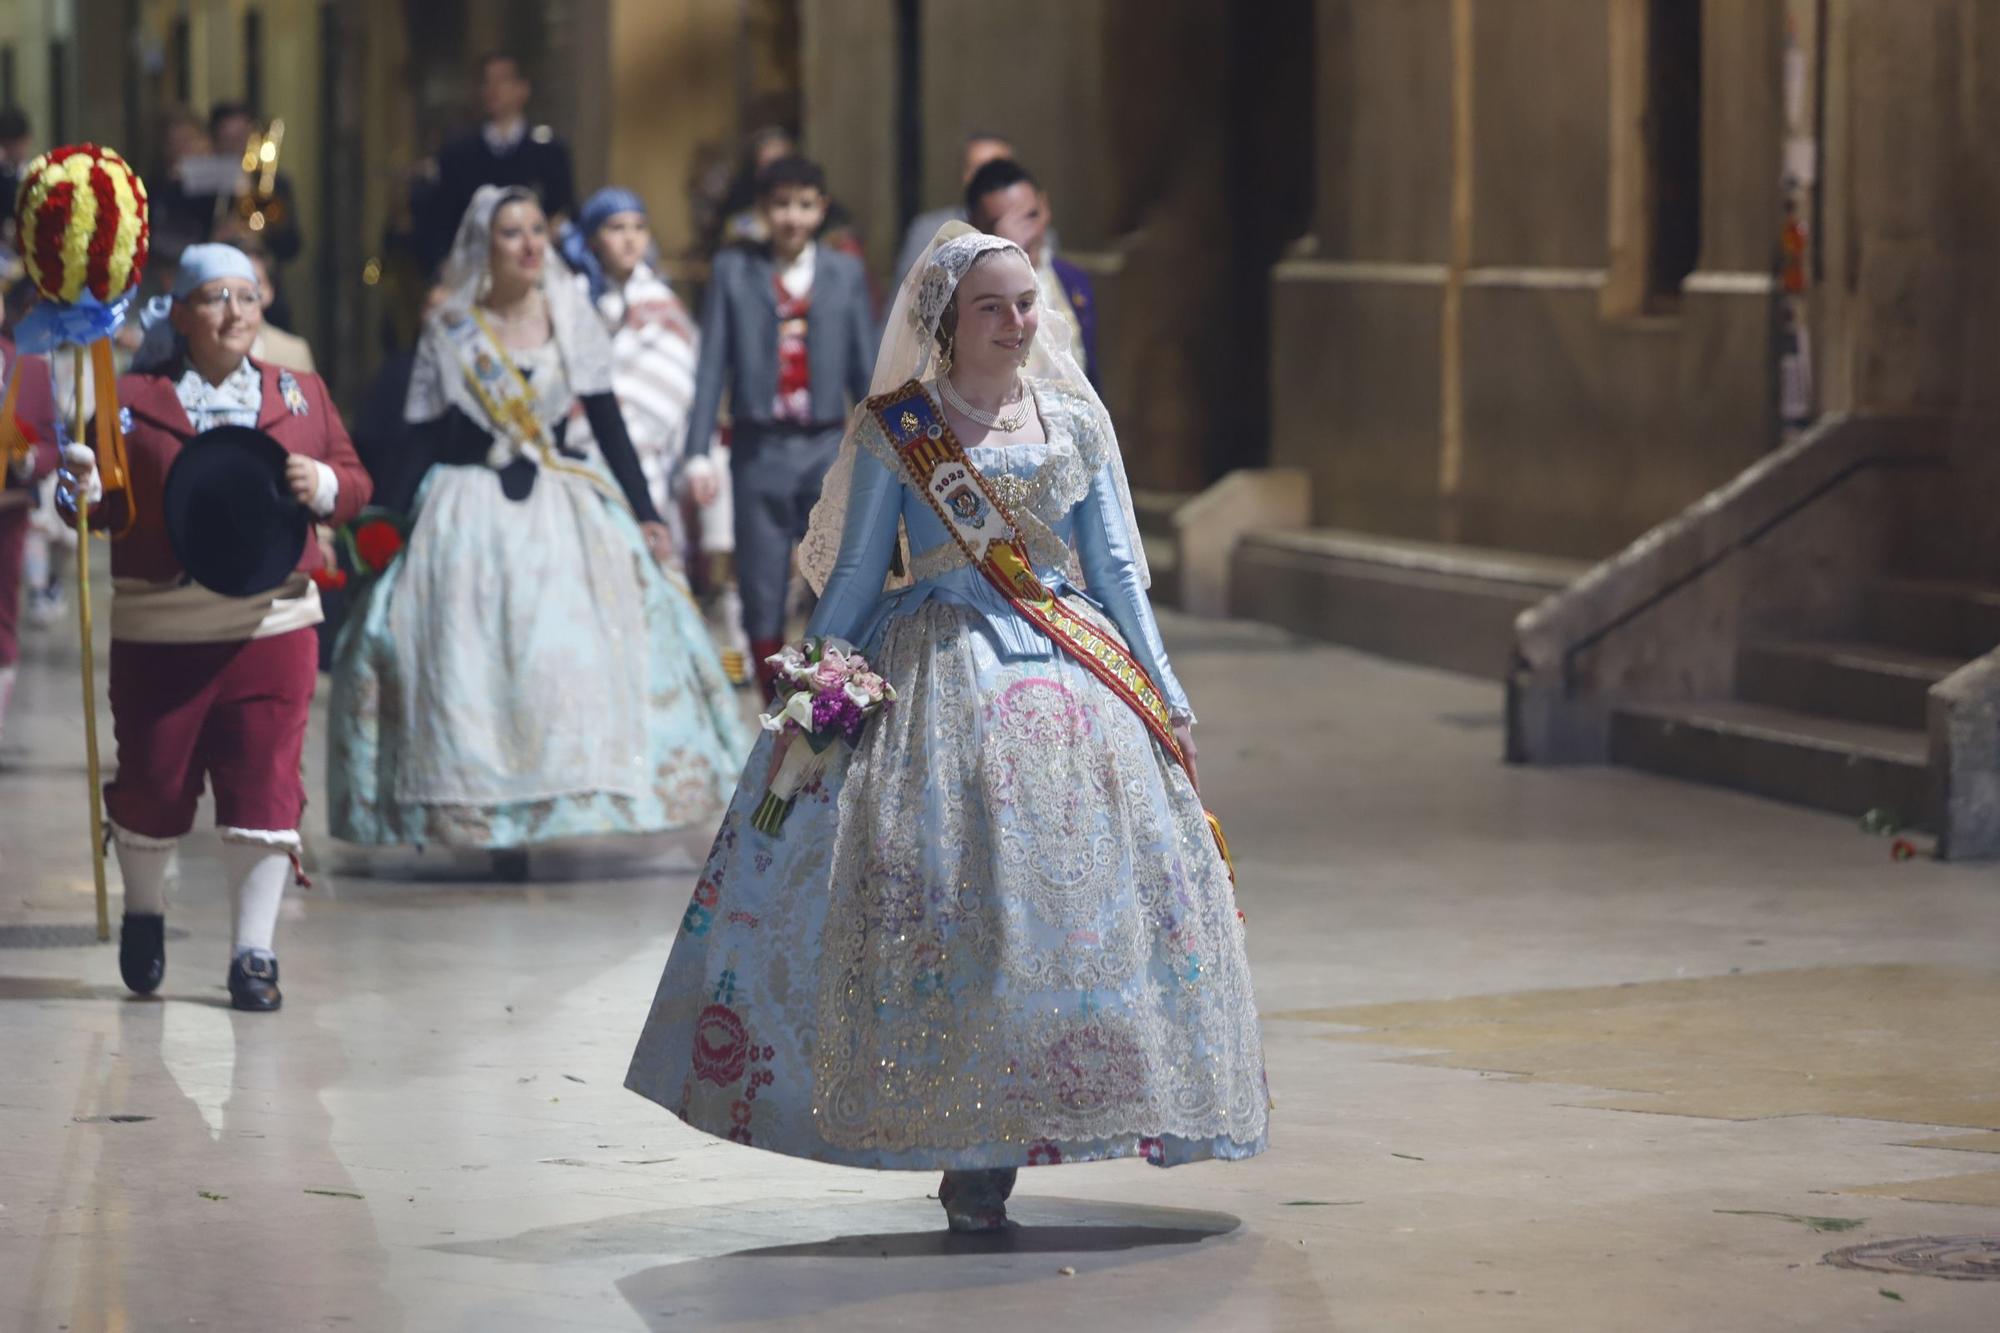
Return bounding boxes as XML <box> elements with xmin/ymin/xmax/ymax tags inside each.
<box><xmin>0</xmin><ymin>51</ymin><xmax>1262</xmax><ymax>1232</ymax></box>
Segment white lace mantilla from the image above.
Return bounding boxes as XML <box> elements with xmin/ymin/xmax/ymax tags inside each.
<box><xmin>406</xmin><ymin>182</ymin><xmax>613</xmax><ymax>431</ymax></box>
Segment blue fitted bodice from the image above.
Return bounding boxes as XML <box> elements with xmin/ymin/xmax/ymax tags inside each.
<box><xmin>805</xmin><ymin>419</ymin><xmax>1193</xmax><ymax>721</ymax></box>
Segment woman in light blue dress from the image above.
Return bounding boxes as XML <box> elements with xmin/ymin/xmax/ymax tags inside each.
<box><xmin>626</xmin><ymin>225</ymin><xmax>1267</xmax><ymax>1231</ymax></box>
<box><xmin>328</xmin><ymin>186</ymin><xmax>746</xmax><ymax>855</ymax></box>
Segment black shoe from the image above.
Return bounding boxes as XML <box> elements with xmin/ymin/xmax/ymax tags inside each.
<box><xmin>227</xmin><ymin>952</ymin><xmax>282</xmax><ymax>1012</ymax></box>
<box><xmin>118</xmin><ymin>913</ymin><xmax>166</xmax><ymax>995</ymax></box>
<box><xmin>939</xmin><ymin>1169</ymin><xmax>1016</xmax><ymax>1233</ymax></box>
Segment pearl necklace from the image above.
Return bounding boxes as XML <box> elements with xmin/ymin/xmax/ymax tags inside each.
<box><xmin>939</xmin><ymin>373</ymin><xmax>1029</xmax><ymax>432</ymax></box>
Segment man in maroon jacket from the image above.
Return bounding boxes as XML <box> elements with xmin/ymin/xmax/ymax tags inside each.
<box><xmin>59</xmin><ymin>245</ymin><xmax>370</xmax><ymax>1011</ymax></box>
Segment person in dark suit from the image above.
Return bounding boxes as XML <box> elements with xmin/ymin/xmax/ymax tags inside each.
<box><xmin>419</xmin><ymin>52</ymin><xmax>577</xmax><ymax>276</ymax></box>
<box><xmin>966</xmin><ymin>158</ymin><xmax>1099</xmax><ymax>386</ymax></box>
<box><xmin>681</xmin><ymin>156</ymin><xmax>875</xmax><ymax>691</ymax></box>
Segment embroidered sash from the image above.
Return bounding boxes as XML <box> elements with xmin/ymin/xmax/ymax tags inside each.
<box><xmin>872</xmin><ymin>380</ymin><xmax>1235</xmax><ymax>878</ymax></box>
<box><xmin>441</xmin><ymin>311</ymin><xmax>623</xmax><ymax>505</ymax></box>
<box><xmin>443</xmin><ymin>311</ymin><xmax>706</xmax><ymax>611</ymax></box>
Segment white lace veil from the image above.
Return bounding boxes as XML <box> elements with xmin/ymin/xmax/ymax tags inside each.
<box><xmin>797</xmin><ymin>219</ymin><xmax>1149</xmax><ymax>594</ymax></box>
<box><xmin>405</xmin><ymin>184</ymin><xmax>614</xmax><ymax>427</ymax></box>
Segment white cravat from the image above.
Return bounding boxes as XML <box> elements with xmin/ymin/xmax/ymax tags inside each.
<box><xmin>483</xmin><ymin>119</ymin><xmax>528</xmax><ymax>154</ymax></box>
<box><xmin>778</xmin><ymin>245</ymin><xmax>815</xmax><ymax>300</ymax></box>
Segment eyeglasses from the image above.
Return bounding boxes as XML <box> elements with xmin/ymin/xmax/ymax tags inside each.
<box><xmin>185</xmin><ymin>288</ymin><xmax>263</xmax><ymax>312</ymax></box>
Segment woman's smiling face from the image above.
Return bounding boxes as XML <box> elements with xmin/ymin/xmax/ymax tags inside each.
<box><xmin>488</xmin><ymin>198</ymin><xmax>548</xmax><ymax>287</ymax></box>
<box><xmin>948</xmin><ymin>249</ymin><xmax>1039</xmax><ymax>376</ymax></box>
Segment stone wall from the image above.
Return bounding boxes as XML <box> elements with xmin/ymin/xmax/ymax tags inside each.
<box><xmin>1827</xmin><ymin>0</ymin><xmax>2000</xmax><ymax>584</ymax></box>
<box><xmin>1274</xmin><ymin>0</ymin><xmax>1786</xmax><ymax>560</ymax></box>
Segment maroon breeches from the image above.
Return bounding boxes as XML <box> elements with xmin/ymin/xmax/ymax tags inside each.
<box><xmin>104</xmin><ymin>628</ymin><xmax>318</xmax><ymax>839</ymax></box>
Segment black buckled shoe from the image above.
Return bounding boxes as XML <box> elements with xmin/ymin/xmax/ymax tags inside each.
<box><xmin>118</xmin><ymin>913</ymin><xmax>166</xmax><ymax>995</ymax></box>
<box><xmin>227</xmin><ymin>952</ymin><xmax>282</xmax><ymax>1012</ymax></box>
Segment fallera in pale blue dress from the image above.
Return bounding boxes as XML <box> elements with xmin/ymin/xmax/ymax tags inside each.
<box><xmin>327</xmin><ymin>340</ymin><xmax>747</xmax><ymax>851</ymax></box>
<box><xmin>625</xmin><ymin>380</ymin><xmax>1268</xmax><ymax>1171</ymax></box>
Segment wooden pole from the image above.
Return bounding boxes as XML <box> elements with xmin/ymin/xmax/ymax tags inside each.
<box><xmin>72</xmin><ymin>344</ymin><xmax>109</xmax><ymax>942</ymax></box>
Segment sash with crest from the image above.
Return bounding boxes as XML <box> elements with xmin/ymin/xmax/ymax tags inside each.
<box><xmin>440</xmin><ymin>311</ymin><xmax>623</xmax><ymax>504</ymax></box>
<box><xmin>871</xmin><ymin>380</ymin><xmax>1236</xmax><ymax>881</ymax></box>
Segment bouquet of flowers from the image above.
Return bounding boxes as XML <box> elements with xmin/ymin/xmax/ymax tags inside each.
<box><xmin>311</xmin><ymin>508</ymin><xmax>408</xmax><ymax>592</ymax></box>
<box><xmin>750</xmin><ymin>637</ymin><xmax>895</xmax><ymax>836</ymax></box>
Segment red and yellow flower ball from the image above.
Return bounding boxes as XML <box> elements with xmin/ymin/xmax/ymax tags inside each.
<box><xmin>14</xmin><ymin>144</ymin><xmax>150</xmax><ymax>308</ymax></box>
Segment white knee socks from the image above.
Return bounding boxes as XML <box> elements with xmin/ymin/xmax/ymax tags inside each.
<box><xmin>114</xmin><ymin>828</ymin><xmax>295</xmax><ymax>953</ymax></box>
<box><xmin>220</xmin><ymin>839</ymin><xmax>292</xmax><ymax>958</ymax></box>
<box><xmin>114</xmin><ymin>830</ymin><xmax>177</xmax><ymax>916</ymax></box>
<box><xmin>0</xmin><ymin>664</ymin><xmax>15</xmax><ymax>741</ymax></box>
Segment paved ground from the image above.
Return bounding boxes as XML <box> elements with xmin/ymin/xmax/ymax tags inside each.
<box><xmin>2</xmin><ymin>604</ymin><xmax>1997</xmax><ymax>1331</ymax></box>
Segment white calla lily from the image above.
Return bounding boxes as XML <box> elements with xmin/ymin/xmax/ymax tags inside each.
<box><xmin>783</xmin><ymin>691</ymin><xmax>817</xmax><ymax>731</ymax></box>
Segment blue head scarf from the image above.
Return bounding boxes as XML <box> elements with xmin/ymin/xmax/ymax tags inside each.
<box><xmin>559</xmin><ymin>187</ymin><xmax>648</xmax><ymax>300</ymax></box>
<box><xmin>130</xmin><ymin>244</ymin><xmax>263</xmax><ymax>372</ymax></box>
<box><xmin>171</xmin><ymin>243</ymin><xmax>259</xmax><ymax>297</ymax></box>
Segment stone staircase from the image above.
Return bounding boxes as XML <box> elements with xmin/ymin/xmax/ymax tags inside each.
<box><xmin>1233</xmin><ymin>529</ymin><xmax>1588</xmax><ymax>679</ymax></box>
<box><xmin>1606</xmin><ymin>577</ymin><xmax>2000</xmax><ymax>830</ymax></box>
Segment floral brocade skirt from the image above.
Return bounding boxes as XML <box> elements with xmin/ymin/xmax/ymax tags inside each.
<box><xmin>625</xmin><ymin>597</ymin><xmax>1269</xmax><ymax>1171</ymax></box>
<box><xmin>326</xmin><ymin>462</ymin><xmax>747</xmax><ymax>850</ymax></box>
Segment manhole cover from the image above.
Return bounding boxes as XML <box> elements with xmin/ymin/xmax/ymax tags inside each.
<box><xmin>0</xmin><ymin>923</ymin><xmax>192</xmax><ymax>950</ymax></box>
<box><xmin>1825</xmin><ymin>1235</ymin><xmax>2000</xmax><ymax>1281</ymax></box>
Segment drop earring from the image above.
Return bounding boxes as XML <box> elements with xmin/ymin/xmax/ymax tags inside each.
<box><xmin>936</xmin><ymin>335</ymin><xmax>954</xmax><ymax>378</ymax></box>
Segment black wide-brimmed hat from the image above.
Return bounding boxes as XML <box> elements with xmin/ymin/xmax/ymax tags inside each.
<box><xmin>163</xmin><ymin>426</ymin><xmax>308</xmax><ymax>597</ymax></box>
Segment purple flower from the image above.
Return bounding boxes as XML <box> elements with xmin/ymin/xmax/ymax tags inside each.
<box><xmin>811</xmin><ymin>691</ymin><xmax>864</xmax><ymax>737</ymax></box>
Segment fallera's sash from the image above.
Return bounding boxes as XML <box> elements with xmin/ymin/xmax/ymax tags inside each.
<box><xmin>872</xmin><ymin>379</ymin><xmax>1236</xmax><ymax>882</ymax></box>
<box><xmin>442</xmin><ymin>311</ymin><xmax>623</xmax><ymax>505</ymax></box>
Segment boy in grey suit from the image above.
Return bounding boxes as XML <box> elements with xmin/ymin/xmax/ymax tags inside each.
<box><xmin>682</xmin><ymin>156</ymin><xmax>876</xmax><ymax>695</ymax></box>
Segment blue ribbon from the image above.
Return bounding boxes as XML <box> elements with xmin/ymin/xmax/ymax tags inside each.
<box><xmin>14</xmin><ymin>289</ymin><xmax>138</xmax><ymax>354</ymax></box>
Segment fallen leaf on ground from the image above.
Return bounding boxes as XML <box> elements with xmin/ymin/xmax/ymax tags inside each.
<box><xmin>1714</xmin><ymin>1209</ymin><xmax>1865</xmax><ymax>1233</ymax></box>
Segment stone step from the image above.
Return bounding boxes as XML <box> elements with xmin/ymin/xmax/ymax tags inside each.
<box><xmin>1132</xmin><ymin>490</ymin><xmax>1192</xmax><ymax>608</ymax></box>
<box><xmin>1231</xmin><ymin>529</ymin><xmax>1587</xmax><ymax>679</ymax></box>
<box><xmin>1736</xmin><ymin>638</ymin><xmax>1962</xmax><ymax>732</ymax></box>
<box><xmin>1861</xmin><ymin>578</ymin><xmax>2000</xmax><ymax>660</ymax></box>
<box><xmin>1130</xmin><ymin>489</ymin><xmax>1191</xmax><ymax>539</ymax></box>
<box><xmin>1610</xmin><ymin>699</ymin><xmax>1932</xmax><ymax>829</ymax></box>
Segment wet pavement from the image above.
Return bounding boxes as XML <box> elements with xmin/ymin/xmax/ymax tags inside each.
<box><xmin>3</xmin><ymin>606</ymin><xmax>1997</xmax><ymax>1330</ymax></box>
